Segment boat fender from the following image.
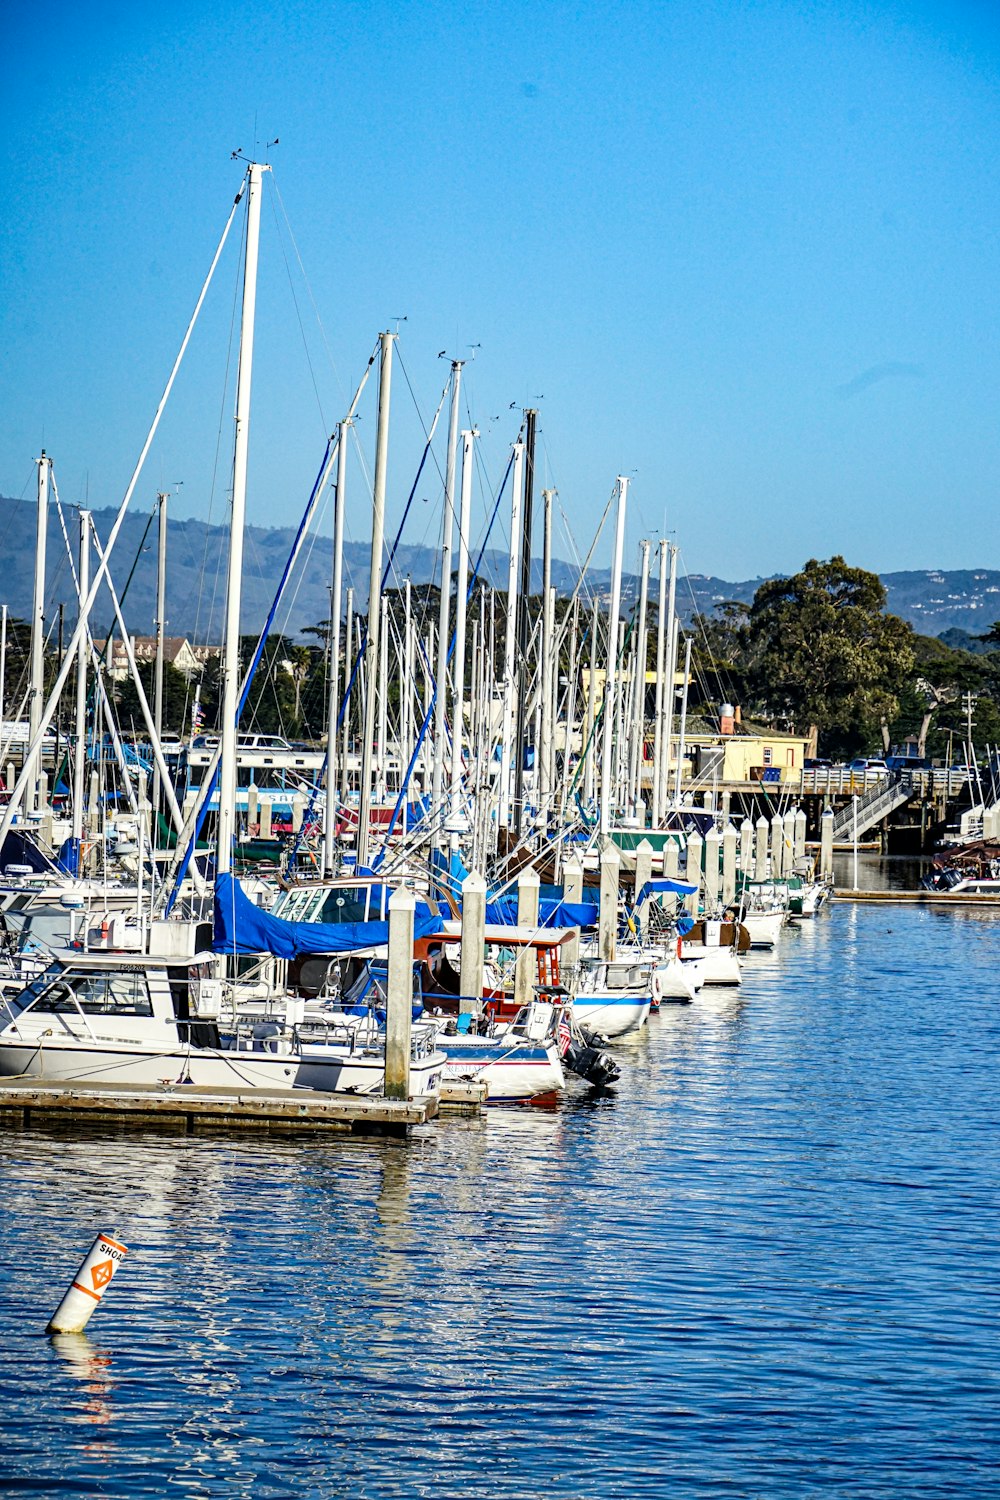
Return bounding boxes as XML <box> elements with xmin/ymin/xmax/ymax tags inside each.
<box><xmin>651</xmin><ymin>969</ymin><xmax>662</xmax><ymax>1005</ymax></box>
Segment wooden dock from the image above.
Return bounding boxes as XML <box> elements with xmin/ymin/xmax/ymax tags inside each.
<box><xmin>0</xmin><ymin>1079</ymin><xmax>444</xmax><ymax>1138</ymax></box>
<box><xmin>835</xmin><ymin>889</ymin><xmax>1000</xmax><ymax>907</ymax></box>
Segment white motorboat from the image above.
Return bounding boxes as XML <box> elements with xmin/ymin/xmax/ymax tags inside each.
<box><xmin>0</xmin><ymin>950</ymin><xmax>445</xmax><ymax>1096</ymax></box>
<box><xmin>429</xmin><ymin>1000</ymin><xmax>566</xmax><ymax>1104</ymax></box>
<box><xmin>307</xmin><ymin>960</ymin><xmax>569</xmax><ymax>1105</ymax></box>
<box><xmin>569</xmin><ymin>956</ymin><xmax>652</xmax><ymax>1037</ymax></box>
<box><xmin>738</xmin><ymin>908</ymin><xmax>786</xmax><ymax>949</ymax></box>
<box><xmin>679</xmin><ymin>918</ymin><xmax>744</xmax><ymax>986</ymax></box>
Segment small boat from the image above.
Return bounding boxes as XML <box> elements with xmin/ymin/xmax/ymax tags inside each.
<box><xmin>569</xmin><ymin>955</ymin><xmax>652</xmax><ymax>1037</ymax></box>
<box><xmin>337</xmin><ymin>958</ymin><xmax>567</xmax><ymax>1105</ymax></box>
<box><xmin>738</xmin><ymin>908</ymin><xmax>786</xmax><ymax>949</ymax></box>
<box><xmin>0</xmin><ymin>949</ymin><xmax>446</xmax><ymax>1096</ymax></box>
<box><xmin>921</xmin><ymin>842</ymin><xmax>1000</xmax><ymax>895</ymax></box>
<box><xmin>679</xmin><ymin>918</ymin><xmax>745</xmax><ymax>986</ymax></box>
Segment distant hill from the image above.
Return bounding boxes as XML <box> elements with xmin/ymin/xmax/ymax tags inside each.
<box><xmin>1</xmin><ymin>494</ymin><xmax>997</xmax><ymax>641</ymax></box>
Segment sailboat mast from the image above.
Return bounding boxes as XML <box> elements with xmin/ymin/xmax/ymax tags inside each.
<box><xmin>498</xmin><ymin>440</ymin><xmax>523</xmax><ymax>830</ymax></box>
<box><xmin>448</xmin><ymin>428</ymin><xmax>476</xmax><ymax>840</ymax></box>
<box><xmin>340</xmin><ymin>587</ymin><xmax>354</xmax><ymax>807</ymax></box>
<box><xmin>322</xmin><ymin>420</ymin><xmax>349</xmax><ymax>874</ymax></box>
<box><xmin>599</xmin><ymin>476</ymin><xmax>629</xmax><ymax>838</ymax></box>
<box><xmin>674</xmin><ymin>633</ymin><xmax>692</xmax><ymax>804</ymax></box>
<box><xmin>538</xmin><ymin>486</ymin><xmax>554</xmax><ymax>820</ymax></box>
<box><xmin>70</xmin><ymin>510</ymin><xmax>90</xmax><ymax>872</ymax></box>
<box><xmin>513</xmin><ymin>409</ymin><xmax>537</xmax><ymax>836</ymax></box>
<box><xmin>152</xmin><ymin>489</ymin><xmax>168</xmax><ymax>832</ymax></box>
<box><xmin>28</xmin><ymin>452</ymin><xmax>51</xmax><ymax>813</ymax></box>
<box><xmin>356</xmin><ymin>330</ymin><xmax>395</xmax><ymax>869</ymax></box>
<box><xmin>651</xmin><ymin>539</ymin><xmax>668</xmax><ymax>826</ymax></box>
<box><xmin>217</xmin><ymin>160</ymin><xmax>267</xmax><ymax>877</ymax></box>
<box><xmin>630</xmin><ymin>538</ymin><xmax>650</xmax><ymax>819</ymax></box>
<box><xmin>430</xmin><ymin>361</ymin><xmax>462</xmax><ymax>869</ymax></box>
<box><xmin>661</xmin><ymin>543</ymin><xmax>679</xmax><ymax>814</ymax></box>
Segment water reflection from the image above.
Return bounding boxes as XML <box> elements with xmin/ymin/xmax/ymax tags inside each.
<box><xmin>3</xmin><ymin>902</ymin><xmax>999</xmax><ymax>1498</ymax></box>
<box><xmin>50</xmin><ymin>1333</ymin><xmax>115</xmax><ymax>1436</ymax></box>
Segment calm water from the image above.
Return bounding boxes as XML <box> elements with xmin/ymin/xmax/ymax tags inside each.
<box><xmin>1</xmin><ymin>900</ymin><xmax>998</xmax><ymax>1499</ymax></box>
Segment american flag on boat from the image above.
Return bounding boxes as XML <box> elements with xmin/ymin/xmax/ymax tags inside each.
<box><xmin>557</xmin><ymin>1012</ymin><xmax>572</xmax><ymax>1056</ymax></box>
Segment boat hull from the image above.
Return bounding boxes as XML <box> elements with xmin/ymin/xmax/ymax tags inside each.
<box><xmin>436</xmin><ymin>1038</ymin><xmax>563</xmax><ymax>1103</ymax></box>
<box><xmin>572</xmin><ymin>994</ymin><xmax>651</xmax><ymax>1037</ymax></box>
<box><xmin>0</xmin><ymin>1037</ymin><xmax>443</xmax><ymax>1097</ymax></box>
<box><xmin>679</xmin><ymin>946</ymin><xmax>742</xmax><ymax>985</ymax></box>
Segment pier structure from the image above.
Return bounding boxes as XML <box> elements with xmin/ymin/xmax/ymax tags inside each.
<box><xmin>623</xmin><ymin>766</ymin><xmax>972</xmax><ymax>854</ymax></box>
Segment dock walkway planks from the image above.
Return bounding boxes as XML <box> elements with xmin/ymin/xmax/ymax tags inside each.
<box><xmin>835</xmin><ymin>890</ymin><xmax>1000</xmax><ymax>907</ymax></box>
<box><xmin>0</xmin><ymin>1078</ymin><xmax>439</xmax><ymax>1137</ymax></box>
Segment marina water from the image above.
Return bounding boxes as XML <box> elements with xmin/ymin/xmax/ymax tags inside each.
<box><xmin>1</xmin><ymin>893</ymin><xmax>998</xmax><ymax>1498</ymax></box>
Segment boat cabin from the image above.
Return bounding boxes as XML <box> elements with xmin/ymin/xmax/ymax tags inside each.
<box><xmin>0</xmin><ymin>950</ymin><xmax>223</xmax><ymax>1047</ymax></box>
<box><xmin>414</xmin><ymin>922</ymin><xmax>578</xmax><ymax>1021</ymax></box>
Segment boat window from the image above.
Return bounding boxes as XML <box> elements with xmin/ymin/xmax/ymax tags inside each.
<box><xmin>1</xmin><ymin>962</ymin><xmax>62</xmax><ymax>1020</ymax></box>
<box><xmin>45</xmin><ymin>970</ymin><xmax>153</xmax><ymax>1017</ymax></box>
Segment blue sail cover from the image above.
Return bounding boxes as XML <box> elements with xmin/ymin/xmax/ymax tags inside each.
<box><xmin>634</xmin><ymin>877</ymin><xmax>698</xmax><ymax>906</ymax></box>
<box><xmin>483</xmin><ymin>895</ymin><xmax>599</xmax><ymax>928</ymax></box>
<box><xmin>1</xmin><ymin>830</ymin><xmax>56</xmax><ymax>875</ymax></box>
<box><xmin>213</xmin><ymin>873</ymin><xmax>444</xmax><ymax>958</ymax></box>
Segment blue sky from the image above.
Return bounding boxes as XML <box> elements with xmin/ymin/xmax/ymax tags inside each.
<box><xmin>2</xmin><ymin>0</ymin><xmax>999</xmax><ymax>589</ymax></box>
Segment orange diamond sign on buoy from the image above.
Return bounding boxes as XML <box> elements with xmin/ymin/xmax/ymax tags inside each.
<box><xmin>90</xmin><ymin>1260</ymin><xmax>114</xmax><ymax>1291</ymax></box>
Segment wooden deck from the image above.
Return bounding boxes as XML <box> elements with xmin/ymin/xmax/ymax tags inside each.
<box><xmin>834</xmin><ymin>889</ymin><xmax>1000</xmax><ymax>907</ymax></box>
<box><xmin>0</xmin><ymin>1078</ymin><xmax>442</xmax><ymax>1137</ymax></box>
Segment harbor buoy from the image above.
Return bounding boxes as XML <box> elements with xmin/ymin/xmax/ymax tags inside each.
<box><xmin>46</xmin><ymin>1231</ymin><xmax>129</xmax><ymax>1335</ymax></box>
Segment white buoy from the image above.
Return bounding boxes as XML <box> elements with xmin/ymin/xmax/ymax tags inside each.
<box><xmin>47</xmin><ymin>1231</ymin><xmax>129</xmax><ymax>1335</ymax></box>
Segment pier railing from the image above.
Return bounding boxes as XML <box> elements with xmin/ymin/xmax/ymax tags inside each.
<box><xmin>800</xmin><ymin>768</ymin><xmax>968</xmax><ymax>798</ymax></box>
<box><xmin>830</xmin><ymin>777</ymin><xmax>917</xmax><ymax>841</ymax></box>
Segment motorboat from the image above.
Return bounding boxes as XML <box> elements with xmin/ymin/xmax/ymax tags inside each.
<box><xmin>0</xmin><ymin>949</ymin><xmax>446</xmax><ymax>1096</ymax></box>
<box><xmin>679</xmin><ymin>918</ymin><xmax>745</xmax><ymax>986</ymax></box>
<box><xmin>567</xmin><ymin>955</ymin><xmax>652</xmax><ymax>1037</ymax></box>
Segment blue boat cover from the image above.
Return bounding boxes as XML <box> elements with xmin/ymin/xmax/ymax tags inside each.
<box><xmin>483</xmin><ymin>895</ymin><xmax>599</xmax><ymax>928</ymax></box>
<box><xmin>1</xmin><ymin>830</ymin><xmax>55</xmax><ymax>875</ymax></box>
<box><xmin>634</xmin><ymin>877</ymin><xmax>698</xmax><ymax>906</ymax></box>
<box><xmin>213</xmin><ymin>872</ymin><xmax>444</xmax><ymax>958</ymax></box>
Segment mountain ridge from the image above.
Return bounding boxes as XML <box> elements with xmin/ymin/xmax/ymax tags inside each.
<box><xmin>1</xmin><ymin>495</ymin><xmax>996</xmax><ymax>641</ymax></box>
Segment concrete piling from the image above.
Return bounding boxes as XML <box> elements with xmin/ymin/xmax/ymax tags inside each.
<box><xmin>385</xmin><ymin>885</ymin><xmax>415</xmax><ymax>1100</ymax></box>
<box><xmin>599</xmin><ymin>843</ymin><xmax>621</xmax><ymax>962</ymax></box>
<box><xmin>459</xmin><ymin>870</ymin><xmax>487</xmax><ymax>1015</ymax></box>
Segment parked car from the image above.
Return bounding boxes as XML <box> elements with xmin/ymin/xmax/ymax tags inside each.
<box><xmin>884</xmin><ymin>754</ymin><xmax>932</xmax><ymax>773</ymax></box>
<box><xmin>847</xmin><ymin>758</ymin><xmax>890</xmax><ymax>774</ymax></box>
<box><xmin>804</xmin><ymin>757</ymin><xmax>833</xmax><ymax>769</ymax></box>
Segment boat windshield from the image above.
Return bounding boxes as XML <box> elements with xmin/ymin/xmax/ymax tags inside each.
<box><xmin>1</xmin><ymin>965</ymin><xmax>153</xmax><ymax>1020</ymax></box>
<box><xmin>1</xmin><ymin>962</ymin><xmax>62</xmax><ymax>1022</ymax></box>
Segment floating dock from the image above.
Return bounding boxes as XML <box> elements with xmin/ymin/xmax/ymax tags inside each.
<box><xmin>0</xmin><ymin>1078</ymin><xmax>473</xmax><ymax>1138</ymax></box>
<box><xmin>835</xmin><ymin>889</ymin><xmax>1000</xmax><ymax>907</ymax></box>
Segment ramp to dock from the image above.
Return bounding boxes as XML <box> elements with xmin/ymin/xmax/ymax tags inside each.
<box><xmin>831</xmin><ymin>778</ymin><xmax>915</xmax><ymax>841</ymax></box>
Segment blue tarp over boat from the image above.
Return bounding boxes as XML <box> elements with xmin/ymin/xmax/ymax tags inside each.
<box><xmin>483</xmin><ymin>895</ymin><xmax>600</xmax><ymax>928</ymax></box>
<box><xmin>213</xmin><ymin>872</ymin><xmax>444</xmax><ymax>958</ymax></box>
<box><xmin>634</xmin><ymin>877</ymin><xmax>698</xmax><ymax>906</ymax></box>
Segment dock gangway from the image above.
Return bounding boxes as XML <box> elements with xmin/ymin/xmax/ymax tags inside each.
<box><xmin>830</xmin><ymin>775</ymin><xmax>916</xmax><ymax>841</ymax></box>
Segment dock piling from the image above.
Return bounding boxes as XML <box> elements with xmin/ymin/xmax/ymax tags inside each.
<box><xmin>385</xmin><ymin>885</ymin><xmax>415</xmax><ymax>1100</ymax></box>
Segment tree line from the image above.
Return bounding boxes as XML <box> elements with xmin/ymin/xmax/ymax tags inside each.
<box><xmin>687</xmin><ymin>556</ymin><xmax>1000</xmax><ymax>760</ymax></box>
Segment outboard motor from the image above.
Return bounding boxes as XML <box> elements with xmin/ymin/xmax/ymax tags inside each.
<box><xmin>561</xmin><ymin>1036</ymin><xmax>621</xmax><ymax>1090</ymax></box>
